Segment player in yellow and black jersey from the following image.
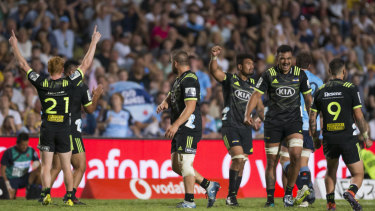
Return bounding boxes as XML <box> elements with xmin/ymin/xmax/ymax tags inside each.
<box><xmin>310</xmin><ymin>58</ymin><xmax>373</xmax><ymax>211</ymax></box>
<box><xmin>209</xmin><ymin>45</ymin><xmax>264</xmax><ymax>206</ymax></box>
<box><xmin>9</xmin><ymin>27</ymin><xmax>101</xmax><ymax>206</ymax></box>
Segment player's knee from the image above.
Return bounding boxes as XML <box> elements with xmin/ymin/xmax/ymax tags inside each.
<box><xmin>178</xmin><ymin>153</ymin><xmax>195</xmax><ymax>177</ymax></box>
<box><xmin>231</xmin><ymin>154</ymin><xmax>245</xmax><ymax>166</ymax></box>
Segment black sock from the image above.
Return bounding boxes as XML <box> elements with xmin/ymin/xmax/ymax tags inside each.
<box><xmin>66</xmin><ymin>191</ymin><xmax>74</xmax><ymax>200</ymax></box>
<box><xmin>185</xmin><ymin>193</ymin><xmax>194</xmax><ymax>202</ymax></box>
<box><xmin>235</xmin><ymin>176</ymin><xmax>242</xmax><ymax>195</ymax></box>
<box><xmin>73</xmin><ymin>188</ymin><xmax>77</xmax><ymax>194</ymax></box>
<box><xmin>326</xmin><ymin>193</ymin><xmax>335</xmax><ymax>204</ymax></box>
<box><xmin>348</xmin><ymin>184</ymin><xmax>359</xmax><ymax>194</ymax></box>
<box><xmin>285</xmin><ymin>185</ymin><xmax>293</xmax><ymax>195</ymax></box>
<box><xmin>200</xmin><ymin>178</ymin><xmax>210</xmax><ymax>190</ymax></box>
<box><xmin>228</xmin><ymin>169</ymin><xmax>239</xmax><ymax>197</ymax></box>
<box><xmin>267</xmin><ymin>189</ymin><xmax>275</xmax><ymax>203</ymax></box>
<box><xmin>42</xmin><ymin>188</ymin><xmax>51</xmax><ymax>195</ymax></box>
<box><xmin>299</xmin><ymin>166</ymin><xmax>311</xmax><ymax>188</ymax></box>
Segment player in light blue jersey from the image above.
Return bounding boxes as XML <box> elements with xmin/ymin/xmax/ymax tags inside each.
<box><xmin>280</xmin><ymin>52</ymin><xmax>323</xmax><ymax>207</ymax></box>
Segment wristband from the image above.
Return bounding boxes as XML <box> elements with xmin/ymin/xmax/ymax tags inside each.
<box><xmin>211</xmin><ymin>56</ymin><xmax>217</xmax><ymax>61</ymax></box>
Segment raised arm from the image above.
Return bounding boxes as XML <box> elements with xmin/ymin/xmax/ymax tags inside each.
<box><xmin>209</xmin><ymin>45</ymin><xmax>226</xmax><ymax>82</ymax></box>
<box><xmin>8</xmin><ymin>30</ymin><xmax>31</xmax><ymax>73</ymax></box>
<box><xmin>78</xmin><ymin>25</ymin><xmax>101</xmax><ymax>74</ymax></box>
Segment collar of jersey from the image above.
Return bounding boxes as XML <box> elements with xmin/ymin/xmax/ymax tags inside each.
<box><xmin>177</xmin><ymin>70</ymin><xmax>192</xmax><ymax>79</ymax></box>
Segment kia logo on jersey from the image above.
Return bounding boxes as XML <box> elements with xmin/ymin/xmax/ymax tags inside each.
<box><xmin>276</xmin><ymin>87</ymin><xmax>296</xmax><ymax>97</ymax></box>
<box><xmin>235</xmin><ymin>90</ymin><xmax>251</xmax><ymax>101</ymax></box>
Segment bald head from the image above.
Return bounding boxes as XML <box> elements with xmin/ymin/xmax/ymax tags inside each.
<box><xmin>172</xmin><ymin>50</ymin><xmax>189</xmax><ymax>66</ymax></box>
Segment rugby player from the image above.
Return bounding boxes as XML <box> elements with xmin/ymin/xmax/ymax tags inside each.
<box><xmin>209</xmin><ymin>45</ymin><xmax>263</xmax><ymax>206</ymax></box>
<box><xmin>49</xmin><ymin>60</ymin><xmax>103</xmax><ymax>204</ymax></box>
<box><xmin>9</xmin><ymin>26</ymin><xmax>101</xmax><ymax>206</ymax></box>
<box><xmin>157</xmin><ymin>50</ymin><xmax>220</xmax><ymax>208</ymax></box>
<box><xmin>279</xmin><ymin>52</ymin><xmax>323</xmax><ymax>207</ymax></box>
<box><xmin>244</xmin><ymin>45</ymin><xmax>312</xmax><ymax>207</ymax></box>
<box><xmin>310</xmin><ymin>58</ymin><xmax>373</xmax><ymax>211</ymax></box>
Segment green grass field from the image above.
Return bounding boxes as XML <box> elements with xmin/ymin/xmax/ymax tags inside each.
<box><xmin>0</xmin><ymin>198</ymin><xmax>374</xmax><ymax>210</ymax></box>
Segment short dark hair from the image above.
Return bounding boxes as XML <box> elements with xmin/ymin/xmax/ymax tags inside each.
<box><xmin>296</xmin><ymin>51</ymin><xmax>312</xmax><ymax>69</ymax></box>
<box><xmin>16</xmin><ymin>132</ymin><xmax>29</xmax><ymax>145</ymax></box>
<box><xmin>329</xmin><ymin>58</ymin><xmax>345</xmax><ymax>75</ymax></box>
<box><xmin>64</xmin><ymin>60</ymin><xmax>79</xmax><ymax>75</ymax></box>
<box><xmin>172</xmin><ymin>50</ymin><xmax>189</xmax><ymax>66</ymax></box>
<box><xmin>236</xmin><ymin>54</ymin><xmax>255</xmax><ymax>66</ymax></box>
<box><xmin>276</xmin><ymin>45</ymin><xmax>293</xmax><ymax>55</ymax></box>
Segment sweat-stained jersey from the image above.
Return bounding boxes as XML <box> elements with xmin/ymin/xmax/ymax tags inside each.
<box><xmin>311</xmin><ymin>79</ymin><xmax>362</xmax><ymax>144</ymax></box>
<box><xmin>27</xmin><ymin>68</ymin><xmax>83</xmax><ymax>126</ymax></box>
<box><xmin>255</xmin><ymin>66</ymin><xmax>311</xmax><ymax>123</ymax></box>
<box><xmin>221</xmin><ymin>73</ymin><xmax>256</xmax><ymax>129</ymax></box>
<box><xmin>170</xmin><ymin>70</ymin><xmax>202</xmax><ymax>133</ymax></box>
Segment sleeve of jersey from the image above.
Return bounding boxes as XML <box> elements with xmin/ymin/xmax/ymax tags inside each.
<box><xmin>254</xmin><ymin>72</ymin><xmax>269</xmax><ymax>95</ymax></box>
<box><xmin>0</xmin><ymin>149</ymin><xmax>11</xmax><ymax>166</ymax></box>
<box><xmin>27</xmin><ymin>69</ymin><xmax>44</xmax><ymax>88</ymax></box>
<box><xmin>82</xmin><ymin>85</ymin><xmax>93</xmax><ymax>107</ymax></box>
<box><xmin>300</xmin><ymin>71</ymin><xmax>312</xmax><ymax>95</ymax></box>
<box><xmin>68</xmin><ymin>68</ymin><xmax>84</xmax><ymax>86</ymax></box>
<box><xmin>182</xmin><ymin>77</ymin><xmax>199</xmax><ymax>101</ymax></box>
<box><xmin>352</xmin><ymin>86</ymin><xmax>363</xmax><ymax>110</ymax></box>
<box><xmin>220</xmin><ymin>72</ymin><xmax>232</xmax><ymax>87</ymax></box>
<box><xmin>310</xmin><ymin>90</ymin><xmax>320</xmax><ymax>113</ymax></box>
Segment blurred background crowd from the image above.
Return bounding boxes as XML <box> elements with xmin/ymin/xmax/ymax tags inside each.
<box><xmin>0</xmin><ymin>0</ymin><xmax>375</xmax><ymax>139</ymax></box>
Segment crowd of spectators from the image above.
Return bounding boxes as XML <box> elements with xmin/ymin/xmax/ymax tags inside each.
<box><xmin>1</xmin><ymin>0</ymin><xmax>375</xmax><ymax>139</ymax></box>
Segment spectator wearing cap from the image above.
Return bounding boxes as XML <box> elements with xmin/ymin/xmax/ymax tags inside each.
<box><xmin>53</xmin><ymin>16</ymin><xmax>74</xmax><ymax>58</ymax></box>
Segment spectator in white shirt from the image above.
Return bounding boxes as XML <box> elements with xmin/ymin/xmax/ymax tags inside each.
<box><xmin>53</xmin><ymin>16</ymin><xmax>74</xmax><ymax>58</ymax></box>
<box><xmin>0</xmin><ymin>94</ymin><xmax>22</xmax><ymax>131</ymax></box>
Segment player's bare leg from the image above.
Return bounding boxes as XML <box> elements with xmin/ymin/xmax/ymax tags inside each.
<box><xmin>50</xmin><ymin>154</ymin><xmax>62</xmax><ymax>187</ymax></box>
<box><xmin>57</xmin><ymin>151</ymin><xmax>74</xmax><ymax>206</ymax></box>
<box><xmin>283</xmin><ymin>133</ymin><xmax>303</xmax><ymax>207</ymax></box>
<box><xmin>325</xmin><ymin>158</ymin><xmax>339</xmax><ymax>210</ymax></box>
<box><xmin>264</xmin><ymin>142</ymin><xmax>280</xmax><ymax>207</ymax></box>
<box><xmin>226</xmin><ymin>146</ymin><xmax>245</xmax><ymax>206</ymax></box>
<box><xmin>70</xmin><ymin>152</ymin><xmax>87</xmax><ymax>204</ymax></box>
<box><xmin>279</xmin><ymin>145</ymin><xmax>289</xmax><ymax>190</ymax></box>
<box><xmin>343</xmin><ymin>160</ymin><xmax>364</xmax><ymax>211</ymax></box>
<box><xmin>40</xmin><ymin>151</ymin><xmax>54</xmax><ymax>205</ymax></box>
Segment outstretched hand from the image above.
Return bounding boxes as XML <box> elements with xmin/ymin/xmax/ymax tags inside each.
<box><xmin>9</xmin><ymin>30</ymin><xmax>18</xmax><ymax>47</ymax></box>
<box><xmin>91</xmin><ymin>25</ymin><xmax>101</xmax><ymax>43</ymax></box>
<box><xmin>93</xmin><ymin>84</ymin><xmax>104</xmax><ymax>98</ymax></box>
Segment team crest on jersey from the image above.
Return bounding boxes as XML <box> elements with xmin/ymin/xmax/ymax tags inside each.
<box><xmin>276</xmin><ymin>86</ymin><xmax>295</xmax><ymax>97</ymax></box>
<box><xmin>235</xmin><ymin>90</ymin><xmax>251</xmax><ymax>101</ymax></box>
<box><xmin>69</xmin><ymin>70</ymin><xmax>80</xmax><ymax>80</ymax></box>
<box><xmin>185</xmin><ymin>87</ymin><xmax>196</xmax><ymax>97</ymax></box>
<box><xmin>29</xmin><ymin>72</ymin><xmax>40</xmax><ymax>82</ymax></box>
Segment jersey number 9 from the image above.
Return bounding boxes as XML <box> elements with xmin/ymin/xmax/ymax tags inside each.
<box><xmin>327</xmin><ymin>101</ymin><xmax>341</xmax><ymax>121</ymax></box>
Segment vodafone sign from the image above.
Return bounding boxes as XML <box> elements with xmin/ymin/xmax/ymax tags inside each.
<box><xmin>0</xmin><ymin>138</ymin><xmax>374</xmax><ymax>198</ymax></box>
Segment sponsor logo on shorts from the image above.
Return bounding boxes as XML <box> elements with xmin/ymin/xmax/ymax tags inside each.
<box><xmin>185</xmin><ymin>87</ymin><xmax>196</xmax><ymax>97</ymax></box>
<box><xmin>276</xmin><ymin>86</ymin><xmax>295</xmax><ymax>97</ymax></box>
<box><xmin>234</xmin><ymin>90</ymin><xmax>251</xmax><ymax>101</ymax></box>
<box><xmin>185</xmin><ymin>148</ymin><xmax>196</xmax><ymax>154</ymax></box>
<box><xmin>29</xmin><ymin>72</ymin><xmax>39</xmax><ymax>82</ymax></box>
<box><xmin>37</xmin><ymin>145</ymin><xmax>50</xmax><ymax>152</ymax></box>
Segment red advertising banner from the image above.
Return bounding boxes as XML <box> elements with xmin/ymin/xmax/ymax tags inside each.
<box><xmin>0</xmin><ymin>137</ymin><xmax>374</xmax><ymax>198</ymax></box>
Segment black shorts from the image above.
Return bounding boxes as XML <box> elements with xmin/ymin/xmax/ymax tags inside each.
<box><xmin>9</xmin><ymin>173</ymin><xmax>29</xmax><ymax>189</ymax></box>
<box><xmin>221</xmin><ymin>126</ymin><xmax>253</xmax><ymax>155</ymax></box>
<box><xmin>70</xmin><ymin>119</ymin><xmax>85</xmax><ymax>154</ymax></box>
<box><xmin>171</xmin><ymin>131</ymin><xmax>201</xmax><ymax>154</ymax></box>
<box><xmin>281</xmin><ymin>130</ymin><xmax>316</xmax><ymax>151</ymax></box>
<box><xmin>264</xmin><ymin>121</ymin><xmax>302</xmax><ymax>144</ymax></box>
<box><xmin>38</xmin><ymin>123</ymin><xmax>72</xmax><ymax>153</ymax></box>
<box><xmin>323</xmin><ymin>139</ymin><xmax>361</xmax><ymax>165</ymax></box>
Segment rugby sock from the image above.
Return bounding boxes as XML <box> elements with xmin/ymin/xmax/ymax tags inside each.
<box><xmin>348</xmin><ymin>184</ymin><xmax>359</xmax><ymax>195</ymax></box>
<box><xmin>185</xmin><ymin>193</ymin><xmax>194</xmax><ymax>202</ymax></box>
<box><xmin>42</xmin><ymin>188</ymin><xmax>51</xmax><ymax>195</ymax></box>
<box><xmin>266</xmin><ymin>189</ymin><xmax>275</xmax><ymax>203</ymax></box>
<box><xmin>285</xmin><ymin>185</ymin><xmax>293</xmax><ymax>195</ymax></box>
<box><xmin>235</xmin><ymin>176</ymin><xmax>242</xmax><ymax>195</ymax></box>
<box><xmin>326</xmin><ymin>193</ymin><xmax>335</xmax><ymax>204</ymax></box>
<box><xmin>66</xmin><ymin>191</ymin><xmax>74</xmax><ymax>200</ymax></box>
<box><xmin>200</xmin><ymin>178</ymin><xmax>210</xmax><ymax>190</ymax></box>
<box><xmin>297</xmin><ymin>166</ymin><xmax>311</xmax><ymax>189</ymax></box>
<box><xmin>228</xmin><ymin>169</ymin><xmax>239</xmax><ymax>197</ymax></box>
